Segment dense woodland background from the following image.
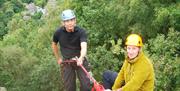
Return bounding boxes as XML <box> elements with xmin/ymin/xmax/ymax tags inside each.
<box><xmin>0</xmin><ymin>0</ymin><xmax>180</xmax><ymax>91</ymax></box>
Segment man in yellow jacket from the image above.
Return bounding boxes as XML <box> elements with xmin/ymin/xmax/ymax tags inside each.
<box><xmin>103</xmin><ymin>34</ymin><xmax>155</xmax><ymax>91</ymax></box>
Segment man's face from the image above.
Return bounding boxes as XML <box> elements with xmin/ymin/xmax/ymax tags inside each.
<box><xmin>126</xmin><ymin>45</ymin><xmax>140</xmax><ymax>59</ymax></box>
<box><xmin>63</xmin><ymin>18</ymin><xmax>76</xmax><ymax>32</ymax></box>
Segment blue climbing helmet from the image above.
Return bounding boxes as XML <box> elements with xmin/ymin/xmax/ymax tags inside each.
<box><xmin>61</xmin><ymin>9</ymin><xmax>76</xmax><ymax>21</ymax></box>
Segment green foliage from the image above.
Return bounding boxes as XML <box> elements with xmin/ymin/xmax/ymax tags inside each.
<box><xmin>0</xmin><ymin>0</ymin><xmax>61</xmax><ymax>90</ymax></box>
<box><xmin>32</xmin><ymin>11</ymin><xmax>43</xmax><ymax>19</ymax></box>
<box><xmin>88</xmin><ymin>38</ymin><xmax>125</xmax><ymax>81</ymax></box>
<box><xmin>0</xmin><ymin>46</ymin><xmax>38</xmax><ymax>90</ymax></box>
<box><xmin>146</xmin><ymin>28</ymin><xmax>180</xmax><ymax>91</ymax></box>
<box><xmin>0</xmin><ymin>0</ymin><xmax>24</xmax><ymax>39</ymax></box>
<box><xmin>34</xmin><ymin>0</ymin><xmax>48</xmax><ymax>7</ymax></box>
<box><xmin>11</xmin><ymin>0</ymin><xmax>24</xmax><ymax>13</ymax></box>
<box><xmin>27</xmin><ymin>58</ymin><xmax>61</xmax><ymax>91</ymax></box>
<box><xmin>0</xmin><ymin>0</ymin><xmax>180</xmax><ymax>91</ymax></box>
<box><xmin>0</xmin><ymin>0</ymin><xmax>5</xmax><ymax>7</ymax></box>
<box><xmin>73</xmin><ymin>0</ymin><xmax>123</xmax><ymax>47</ymax></box>
<box><xmin>88</xmin><ymin>45</ymin><xmax>120</xmax><ymax>81</ymax></box>
<box><xmin>21</xmin><ymin>0</ymin><xmax>33</xmax><ymax>3</ymax></box>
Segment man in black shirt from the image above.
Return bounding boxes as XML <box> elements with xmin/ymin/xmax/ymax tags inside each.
<box><xmin>52</xmin><ymin>9</ymin><xmax>90</xmax><ymax>91</ymax></box>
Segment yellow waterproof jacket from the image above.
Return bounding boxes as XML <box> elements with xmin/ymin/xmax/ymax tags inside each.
<box><xmin>112</xmin><ymin>51</ymin><xmax>154</xmax><ymax>91</ymax></box>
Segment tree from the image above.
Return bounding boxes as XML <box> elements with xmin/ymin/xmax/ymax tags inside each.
<box><xmin>145</xmin><ymin>28</ymin><xmax>180</xmax><ymax>91</ymax></box>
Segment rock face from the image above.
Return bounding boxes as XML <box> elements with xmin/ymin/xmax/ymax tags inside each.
<box><xmin>0</xmin><ymin>87</ymin><xmax>7</xmax><ymax>91</ymax></box>
<box><xmin>26</xmin><ymin>3</ymin><xmax>37</xmax><ymax>15</ymax></box>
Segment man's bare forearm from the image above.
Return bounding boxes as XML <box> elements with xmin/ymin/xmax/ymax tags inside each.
<box><xmin>80</xmin><ymin>42</ymin><xmax>87</xmax><ymax>59</ymax></box>
<box><xmin>52</xmin><ymin>42</ymin><xmax>61</xmax><ymax>60</ymax></box>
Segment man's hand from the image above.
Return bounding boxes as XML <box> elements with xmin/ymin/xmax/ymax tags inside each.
<box><xmin>57</xmin><ymin>58</ymin><xmax>62</xmax><ymax>64</ymax></box>
<box><xmin>77</xmin><ymin>57</ymin><xmax>84</xmax><ymax>66</ymax></box>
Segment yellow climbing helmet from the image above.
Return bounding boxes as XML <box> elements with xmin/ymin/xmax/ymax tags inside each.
<box><xmin>125</xmin><ymin>34</ymin><xmax>143</xmax><ymax>46</ymax></box>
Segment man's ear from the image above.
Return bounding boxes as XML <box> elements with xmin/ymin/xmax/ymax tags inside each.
<box><xmin>73</xmin><ymin>18</ymin><xmax>77</xmax><ymax>26</ymax></box>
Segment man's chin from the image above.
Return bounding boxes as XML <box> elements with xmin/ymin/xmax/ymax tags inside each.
<box><xmin>67</xmin><ymin>27</ymin><xmax>74</xmax><ymax>30</ymax></box>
